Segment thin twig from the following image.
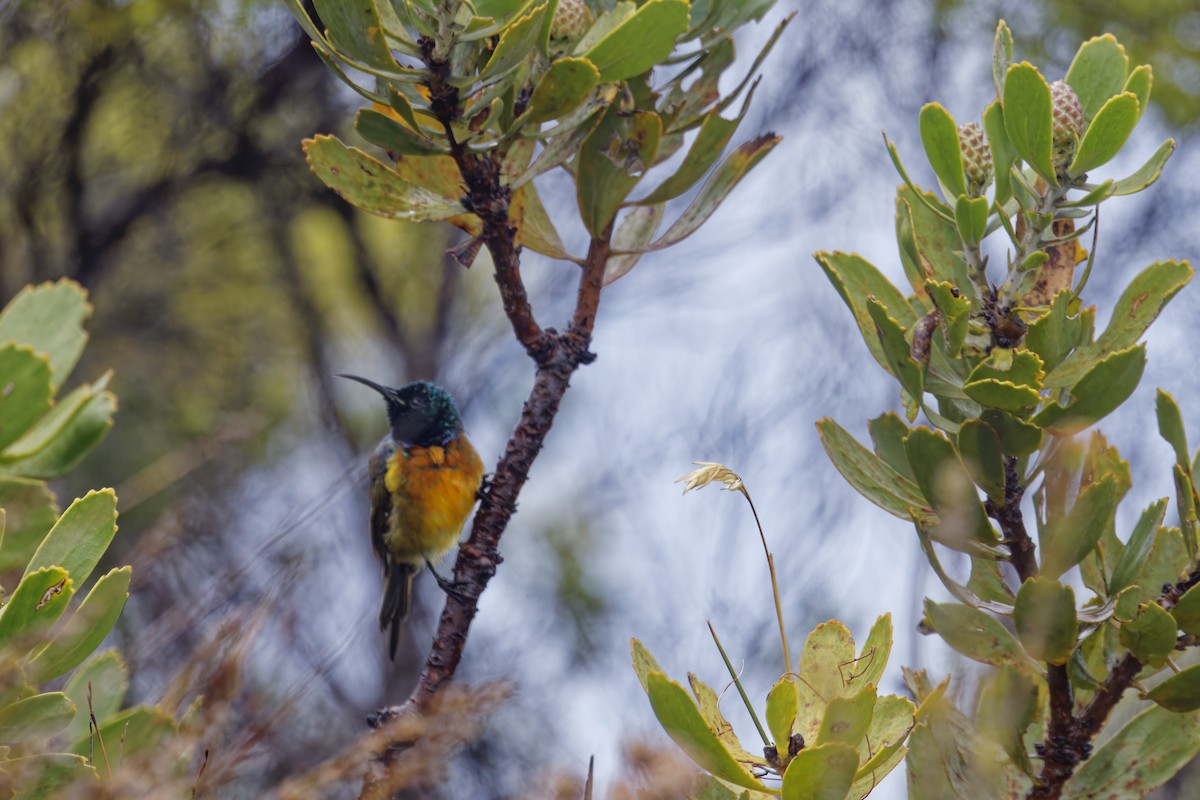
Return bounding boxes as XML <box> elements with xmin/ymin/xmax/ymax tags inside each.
<box><xmin>740</xmin><ymin>488</ymin><xmax>791</xmax><ymax>675</ymax></box>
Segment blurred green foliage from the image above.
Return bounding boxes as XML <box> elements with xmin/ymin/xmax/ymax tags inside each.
<box><xmin>0</xmin><ymin>0</ymin><xmax>476</xmax><ymax>532</ymax></box>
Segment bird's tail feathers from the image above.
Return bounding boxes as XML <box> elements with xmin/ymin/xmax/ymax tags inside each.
<box><xmin>381</xmin><ymin>562</ymin><xmax>417</xmax><ymax>660</ymax></box>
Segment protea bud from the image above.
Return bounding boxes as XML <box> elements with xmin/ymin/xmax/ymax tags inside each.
<box><xmin>1050</xmin><ymin>80</ymin><xmax>1085</xmax><ymax>144</ymax></box>
<box><xmin>958</xmin><ymin>122</ymin><xmax>992</xmax><ymax>194</ymax></box>
<box><xmin>550</xmin><ymin>0</ymin><xmax>592</xmax><ymax>41</ymax></box>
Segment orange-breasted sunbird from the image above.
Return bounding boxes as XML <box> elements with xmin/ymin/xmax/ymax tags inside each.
<box><xmin>338</xmin><ymin>375</ymin><xmax>484</xmax><ymax>659</ymax></box>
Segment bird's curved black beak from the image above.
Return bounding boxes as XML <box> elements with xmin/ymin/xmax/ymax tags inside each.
<box><xmin>336</xmin><ymin>373</ymin><xmax>395</xmax><ymax>399</ymax></box>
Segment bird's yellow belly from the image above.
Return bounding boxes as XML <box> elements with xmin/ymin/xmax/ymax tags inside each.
<box><xmin>384</xmin><ymin>438</ymin><xmax>483</xmax><ymax>563</ymax></box>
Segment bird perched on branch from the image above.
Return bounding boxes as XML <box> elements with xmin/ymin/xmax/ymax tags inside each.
<box><xmin>338</xmin><ymin>375</ymin><xmax>484</xmax><ymax>659</ymax></box>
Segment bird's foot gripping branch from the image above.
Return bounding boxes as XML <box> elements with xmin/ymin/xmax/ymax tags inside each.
<box><xmin>290</xmin><ymin>0</ymin><xmax>788</xmax><ymax>781</ymax></box>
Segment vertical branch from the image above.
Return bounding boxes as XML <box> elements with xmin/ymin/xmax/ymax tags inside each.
<box><xmin>360</xmin><ymin>42</ymin><xmax>613</xmax><ymax>796</ymax></box>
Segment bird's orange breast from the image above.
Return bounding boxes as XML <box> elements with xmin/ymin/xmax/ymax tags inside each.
<box><xmin>383</xmin><ymin>435</ymin><xmax>484</xmax><ymax>563</ymax></box>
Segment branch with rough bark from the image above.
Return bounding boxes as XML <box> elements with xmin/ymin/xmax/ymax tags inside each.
<box><xmin>989</xmin><ymin>455</ymin><xmax>1200</xmax><ymax>800</ymax></box>
<box><xmin>360</xmin><ymin>39</ymin><xmax>612</xmax><ymax>792</ymax></box>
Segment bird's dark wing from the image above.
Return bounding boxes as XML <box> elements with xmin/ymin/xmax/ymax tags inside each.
<box><xmin>367</xmin><ymin>438</ymin><xmax>395</xmax><ymax>573</ymax></box>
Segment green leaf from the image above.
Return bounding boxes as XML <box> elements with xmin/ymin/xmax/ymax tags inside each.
<box><xmin>302</xmin><ymin>135</ymin><xmax>465</xmax><ymax>221</ymax></box>
<box><xmin>815</xmin><ymin>419</ymin><xmax>934</xmax><ymax>525</ymax></box>
<box><xmin>992</xmin><ymin>20</ymin><xmax>1013</xmax><ymax>97</ymax></box>
<box><xmin>0</xmin><ymin>345</ymin><xmax>53</xmax><ymax>452</ymax></box>
<box><xmin>1014</xmin><ymin>577</ymin><xmax>1078</xmax><ymax>664</ymax></box>
<box><xmin>0</xmin><ymin>477</ymin><xmax>57</xmax><ymax>572</ymax></box>
<box><xmin>1176</xmin><ymin>462</ymin><xmax>1199</xmax><ymax>559</ymax></box>
<box><xmin>513</xmin><ymin>182</ymin><xmax>575</xmax><ymax>262</ymax></box>
<box><xmin>0</xmin><ymin>280</ymin><xmax>90</xmax><ymax>391</ymax></box>
<box><xmin>867</xmin><ymin>299</ymin><xmax>923</xmax><ymax>402</ymax></box>
<box><xmin>644</xmin><ymin>671</ymin><xmax>767</xmax><ymax>791</ymax></box>
<box><xmin>659</xmin><ymin>37</ymin><xmax>734</xmax><ymax>130</ymax></box>
<box><xmin>813</xmin><ymin>252</ymin><xmax>917</xmax><ymax>375</ymax></box>
<box><xmin>513</xmin><ymin>91</ymin><xmax>612</xmax><ymax>190</ymax></box>
<box><xmin>969</xmin><ymin>555</ymin><xmax>1015</xmax><ymax>605</ymax></box>
<box><xmin>310</xmin><ymin>0</ymin><xmax>399</xmax><ymax>70</ymax></box>
<box><xmin>850</xmin><ymin>693</ymin><xmax>913</xmax><ymax>792</ymax></box>
<box><xmin>922</xmin><ymin>600</ymin><xmax>1035</xmax><ymax>670</ymax></box>
<box><xmin>2</xmin><ymin>753</ymin><xmax>95</xmax><ymax>798</ymax></box>
<box><xmin>895</xmin><ymin>188</ymin><xmax>972</xmax><ymax>297</ymax></box>
<box><xmin>1156</xmin><ymin>390</ymin><xmax>1190</xmax><ymax>468</ymax></box>
<box><xmin>1146</xmin><ymin>664</ymin><xmax>1200</xmax><ymax>712</ymax></box>
<box><xmin>766</xmin><ymin>676</ymin><xmax>798</xmax><ymax>748</ymax></box>
<box><xmin>27</xmin><ymin>567</ymin><xmax>131</xmax><ymax>683</ymax></box>
<box><xmin>686</xmin><ymin>673</ymin><xmax>766</xmax><ymax>768</ymax></box>
<box><xmin>1123</xmin><ymin>65</ymin><xmax>1152</xmax><ymax>122</ymax></box>
<box><xmin>1172</xmin><ymin>583</ymin><xmax>1200</xmax><ymax>636</ymax></box>
<box><xmin>68</xmin><ymin>705</ymin><xmax>177</xmax><ymax>764</ymax></box>
<box><xmin>2</xmin><ymin>383</ymin><xmax>116</xmax><ymax>480</ymax></box>
<box><xmin>635</xmin><ymin>102</ymin><xmax>747</xmax><ymax>206</ymax></box>
<box><xmin>574</xmin><ymin>1</ymin><xmax>634</xmax><ymax>54</ymax></box>
<box><xmin>647</xmin><ymin>134</ymin><xmax>780</xmax><ymax>250</ymax></box>
<box><xmin>845</xmin><ymin>614</ymin><xmax>894</xmax><ymax>695</ymax></box>
<box><xmin>1110</xmin><ymin>498</ymin><xmax>1169</xmax><ymax>594</ymax></box>
<box><xmin>1061</xmin><ymin>179</ymin><xmax>1115</xmax><ymax>208</ymax></box>
<box><xmin>25</xmin><ymin>489</ymin><xmax>117</xmax><ymax>588</ymax></box>
<box><xmin>816</xmin><ymin>686</ymin><xmax>876</xmax><ymax>746</ymax></box>
<box><xmin>963</xmin><ymin>348</ymin><xmax>1044</xmax><ymax>413</ymax></box>
<box><xmin>1119</xmin><ymin>602</ymin><xmax>1177</xmax><ymax>669</ymax></box>
<box><xmin>983</xmin><ymin>100</ymin><xmax>1016</xmax><ymax>206</ymax></box>
<box><xmin>1064</xmin><ymin>34</ymin><xmax>1130</xmax><ymax>123</ymax></box>
<box><xmin>354</xmin><ymin>108</ymin><xmax>447</xmax><ymax>155</ymax></box>
<box><xmin>522</xmin><ymin>57</ymin><xmax>600</xmax><ymax>125</ymax></box>
<box><xmin>1045</xmin><ymin>260</ymin><xmax>1192</xmax><ymax>389</ymax></box>
<box><xmin>979</xmin><ymin>409</ymin><xmax>1043</xmax><ymax>457</ymax></box>
<box><xmin>904</xmin><ymin>427</ymin><xmax>995</xmax><ymax>551</ymax></box>
<box><xmin>2</xmin><ymin>374</ymin><xmax>107</xmax><ymax>460</ymax></box>
<box><xmin>1034</xmin><ymin>345</ymin><xmax>1146</xmax><ymax>434</ymax></box>
<box><xmin>0</xmin><ymin>566</ymin><xmax>73</xmax><ymax>650</ymax></box>
<box><xmin>795</xmin><ymin>621</ymin><xmax>856</xmax><ymax>742</ymax></box>
<box><xmin>1025</xmin><ymin>291</ymin><xmax>1084</xmax><ymax>373</ymax></box>
<box><xmin>474</xmin><ymin>0</ymin><xmax>536</xmax><ymax>20</ymax></box>
<box><xmin>1064</xmin><ymin>704</ymin><xmax>1200</xmax><ymax>798</ymax></box>
<box><xmin>919</xmin><ymin>104</ymin><xmax>966</xmax><ymax>201</ymax></box>
<box><xmin>1041</xmin><ymin>476</ymin><xmax>1120</xmax><ymax>580</ymax></box>
<box><xmin>63</xmin><ymin>651</ymin><xmax>128</xmax><ymax>743</ymax></box>
<box><xmin>576</xmin><ymin>108</ymin><xmax>662</xmax><ymax>237</ymax></box>
<box><xmin>0</xmin><ymin>692</ymin><xmax>76</xmax><ymax>741</ymax></box>
<box><xmin>976</xmin><ymin>666</ymin><xmax>1038</xmax><ymax>777</ymax></box>
<box><xmin>480</xmin><ymin>2</ymin><xmax>549</xmax><ymax>82</ymax></box>
<box><xmin>868</xmin><ymin>413</ymin><xmax>914</xmax><ymax>481</ymax></box>
<box><xmin>963</xmin><ymin>379</ymin><xmax>1040</xmax><ymax>412</ymax></box>
<box><xmin>781</xmin><ymin>742</ymin><xmax>859</xmax><ymax>800</ymax></box>
<box><xmin>1067</xmin><ymin>92</ymin><xmax>1140</xmax><ymax>177</ymax></box>
<box><xmin>386</xmin><ymin>85</ymin><xmax>420</xmax><ymax>129</ymax></box>
<box><xmin>1003</xmin><ymin>62</ymin><xmax>1057</xmax><ymax>186</ymax></box>
<box><xmin>924</xmin><ymin>281</ymin><xmax>971</xmax><ymax>357</ymax></box>
<box><xmin>1136</xmin><ymin>526</ymin><xmax>1190</xmax><ymax>605</ymax></box>
<box><xmin>954</xmin><ymin>195</ymin><xmax>988</xmax><ymax>248</ymax></box>
<box><xmin>582</xmin><ymin>0</ymin><xmax>689</xmax><ymax>82</ymax></box>
<box><xmin>1112</xmin><ymin>138</ymin><xmax>1175</xmax><ymax>196</ymax></box>
<box><xmin>956</xmin><ymin>419</ymin><xmax>1003</xmax><ymax>502</ymax></box>
<box><xmin>603</xmin><ymin>204</ymin><xmax>665</xmax><ymax>285</ymax></box>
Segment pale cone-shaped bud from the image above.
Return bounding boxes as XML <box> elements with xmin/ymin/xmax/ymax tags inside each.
<box><xmin>550</xmin><ymin>0</ymin><xmax>592</xmax><ymax>40</ymax></box>
<box><xmin>1050</xmin><ymin>80</ymin><xmax>1085</xmax><ymax>144</ymax></box>
<box><xmin>957</xmin><ymin>122</ymin><xmax>992</xmax><ymax>192</ymax></box>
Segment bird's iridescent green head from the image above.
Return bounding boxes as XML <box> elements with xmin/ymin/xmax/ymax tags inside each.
<box><xmin>337</xmin><ymin>375</ymin><xmax>463</xmax><ymax>447</ymax></box>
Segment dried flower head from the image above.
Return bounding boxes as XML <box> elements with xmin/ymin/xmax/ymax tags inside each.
<box><xmin>676</xmin><ymin>462</ymin><xmax>745</xmax><ymax>494</ymax></box>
